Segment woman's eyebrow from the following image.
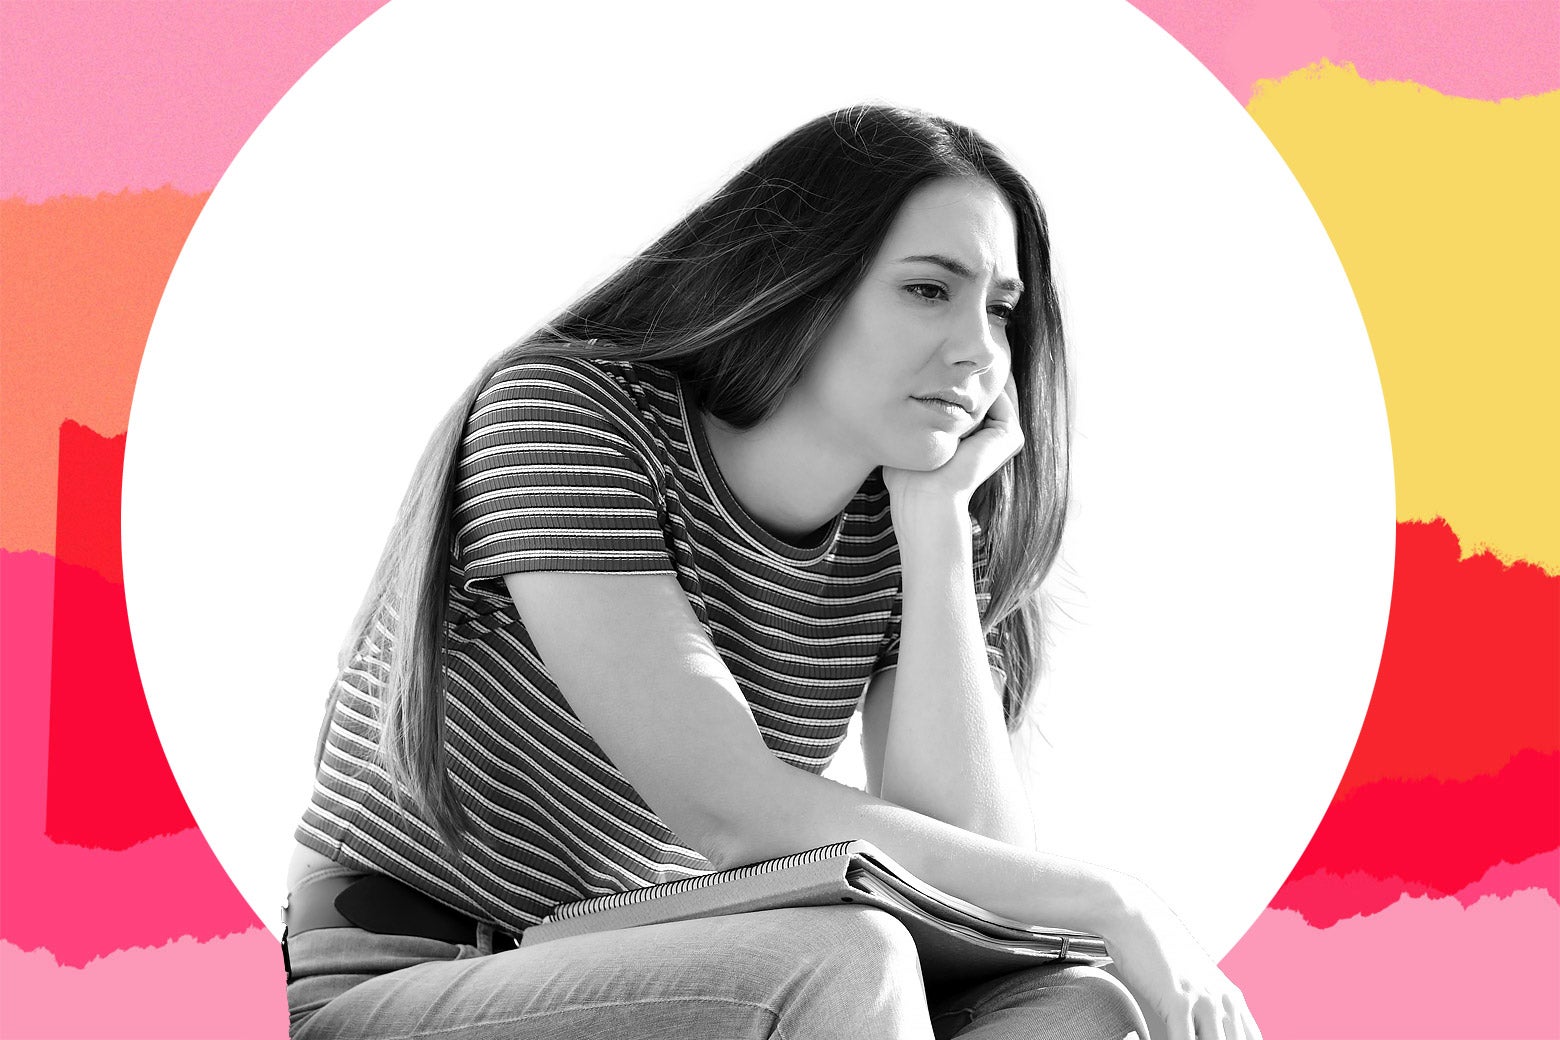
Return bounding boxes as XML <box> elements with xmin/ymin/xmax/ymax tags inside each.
<box><xmin>895</xmin><ymin>254</ymin><xmax>1024</xmax><ymax>295</ymax></box>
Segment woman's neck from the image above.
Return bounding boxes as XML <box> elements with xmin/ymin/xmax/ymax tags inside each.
<box><xmin>700</xmin><ymin>408</ymin><xmax>873</xmax><ymax>542</ymax></box>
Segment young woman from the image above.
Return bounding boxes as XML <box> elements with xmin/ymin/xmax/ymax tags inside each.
<box><xmin>283</xmin><ymin>104</ymin><xmax>1262</xmax><ymax>1040</ymax></box>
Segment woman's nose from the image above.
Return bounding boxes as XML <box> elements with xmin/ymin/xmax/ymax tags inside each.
<box><xmin>946</xmin><ymin>306</ymin><xmax>1003</xmax><ymax>373</ymax></box>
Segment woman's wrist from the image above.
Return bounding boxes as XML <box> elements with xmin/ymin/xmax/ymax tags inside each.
<box><xmin>1015</xmin><ymin>857</ymin><xmax>1154</xmax><ymax>944</ymax></box>
<box><xmin>1089</xmin><ymin>871</ymin><xmax>1165</xmax><ymax>946</ymax></box>
<box><xmin>892</xmin><ymin>496</ymin><xmax>973</xmax><ymax>567</ymax></box>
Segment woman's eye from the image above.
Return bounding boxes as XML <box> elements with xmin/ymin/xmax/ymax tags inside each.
<box><xmin>988</xmin><ymin>303</ymin><xmax>1016</xmax><ymax>325</ymax></box>
<box><xmin>905</xmin><ymin>283</ymin><xmax>948</xmax><ymax>302</ymax></box>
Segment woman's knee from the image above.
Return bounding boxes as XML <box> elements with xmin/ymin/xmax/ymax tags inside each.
<box><xmin>783</xmin><ymin>906</ymin><xmax>921</xmax><ymax>979</ymax></box>
<box><xmin>1057</xmin><ymin>965</ymin><xmax>1149</xmax><ymax>1039</ymax></box>
<box><xmin>832</xmin><ymin>906</ymin><xmax>919</xmax><ymax>954</ymax></box>
<box><xmin>774</xmin><ymin>907</ymin><xmax>929</xmax><ymax>1038</ymax></box>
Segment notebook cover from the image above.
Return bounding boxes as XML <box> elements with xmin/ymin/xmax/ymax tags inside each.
<box><xmin>519</xmin><ymin>840</ymin><xmax>1111</xmax><ymax>985</ymax></box>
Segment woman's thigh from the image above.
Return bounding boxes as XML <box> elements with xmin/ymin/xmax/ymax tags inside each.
<box><xmin>928</xmin><ymin>963</ymin><xmax>1150</xmax><ymax>1040</ymax></box>
<box><xmin>291</xmin><ymin>905</ymin><xmax>935</xmax><ymax>1040</ymax></box>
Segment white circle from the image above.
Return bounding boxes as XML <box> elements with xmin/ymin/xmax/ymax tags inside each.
<box><xmin>123</xmin><ymin>0</ymin><xmax>1392</xmax><ymax>957</ymax></box>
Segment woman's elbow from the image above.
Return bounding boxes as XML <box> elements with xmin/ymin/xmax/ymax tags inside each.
<box><xmin>671</xmin><ymin>761</ymin><xmax>818</xmax><ymax>870</ymax></box>
<box><xmin>697</xmin><ymin>834</ymin><xmax>756</xmax><ymax>872</ymax></box>
<box><xmin>677</xmin><ymin>811</ymin><xmax>752</xmax><ymax>871</ymax></box>
<box><xmin>662</xmin><ymin>779</ymin><xmax>780</xmax><ymax>872</ymax></box>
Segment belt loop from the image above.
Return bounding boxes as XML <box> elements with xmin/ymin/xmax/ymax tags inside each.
<box><xmin>475</xmin><ymin>921</ymin><xmax>496</xmax><ymax>956</ymax></box>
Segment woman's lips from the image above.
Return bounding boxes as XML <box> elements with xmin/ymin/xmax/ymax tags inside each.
<box><xmin>911</xmin><ymin>396</ymin><xmax>973</xmax><ymax>422</ymax></box>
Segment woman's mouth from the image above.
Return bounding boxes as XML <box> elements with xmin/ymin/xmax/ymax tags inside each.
<box><xmin>911</xmin><ymin>396</ymin><xmax>972</xmax><ymax>421</ymax></box>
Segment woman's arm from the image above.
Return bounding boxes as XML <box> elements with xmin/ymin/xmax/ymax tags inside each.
<box><xmin>866</xmin><ymin>372</ymin><xmax>1034</xmax><ymax>846</ymax></box>
<box><xmin>861</xmin><ymin>507</ymin><xmax>1036</xmax><ymax>849</ymax></box>
<box><xmin>505</xmin><ymin>568</ymin><xmax>1260</xmax><ymax>1040</ymax></box>
<box><xmin>505</xmin><ymin>568</ymin><xmax>1116</xmax><ymax>927</ymax></box>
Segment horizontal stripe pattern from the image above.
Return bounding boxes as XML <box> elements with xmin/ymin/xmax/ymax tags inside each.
<box><xmin>298</xmin><ymin>355</ymin><xmax>1006</xmax><ymax>933</ymax></box>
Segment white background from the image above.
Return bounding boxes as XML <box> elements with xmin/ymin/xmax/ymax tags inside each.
<box><xmin>122</xmin><ymin>0</ymin><xmax>1393</xmax><ymax>956</ymax></box>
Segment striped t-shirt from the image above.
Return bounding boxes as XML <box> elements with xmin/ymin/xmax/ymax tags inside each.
<box><xmin>296</xmin><ymin>355</ymin><xmax>1006</xmax><ymax>933</ymax></box>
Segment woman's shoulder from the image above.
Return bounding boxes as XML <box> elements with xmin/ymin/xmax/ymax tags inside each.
<box><xmin>465</xmin><ymin>351</ymin><xmax>683</xmax><ymax>468</ymax></box>
<box><xmin>476</xmin><ymin>352</ymin><xmax>676</xmax><ymax>411</ymax></box>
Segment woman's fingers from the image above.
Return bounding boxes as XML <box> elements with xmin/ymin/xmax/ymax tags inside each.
<box><xmin>1194</xmin><ymin>994</ymin><xmax>1227</xmax><ymax>1040</ymax></box>
<box><xmin>990</xmin><ymin>373</ymin><xmax>1019</xmax><ymax>419</ymax></box>
<box><xmin>1238</xmin><ymin>997</ymin><xmax>1263</xmax><ymax>1040</ymax></box>
<box><xmin>1168</xmin><ymin>987</ymin><xmax>1255</xmax><ymax>1040</ymax></box>
<box><xmin>982</xmin><ymin>373</ymin><xmax>1020</xmax><ymax>435</ymax></box>
<box><xmin>968</xmin><ymin>374</ymin><xmax>1023</xmax><ymax>463</ymax></box>
<box><xmin>1207</xmin><ymin>987</ymin><xmax>1260</xmax><ymax>1040</ymax></box>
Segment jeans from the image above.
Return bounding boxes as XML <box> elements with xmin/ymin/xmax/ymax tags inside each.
<box><xmin>286</xmin><ymin>874</ymin><xmax>1147</xmax><ymax>1039</ymax></box>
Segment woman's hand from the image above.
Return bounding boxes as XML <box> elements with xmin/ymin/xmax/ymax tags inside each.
<box><xmin>882</xmin><ymin>373</ymin><xmax>1024</xmax><ymax>520</ymax></box>
<box><xmin>1105</xmin><ymin>881</ymin><xmax>1264</xmax><ymax>1040</ymax></box>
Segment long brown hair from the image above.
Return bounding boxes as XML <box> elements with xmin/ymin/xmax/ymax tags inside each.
<box><xmin>321</xmin><ymin>104</ymin><xmax>1071</xmax><ymax>855</ymax></box>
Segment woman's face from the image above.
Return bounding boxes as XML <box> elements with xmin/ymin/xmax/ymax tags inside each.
<box><xmin>787</xmin><ymin>176</ymin><xmax>1022</xmax><ymax>473</ymax></box>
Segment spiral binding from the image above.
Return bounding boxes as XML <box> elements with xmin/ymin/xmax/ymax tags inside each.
<box><xmin>544</xmin><ymin>841</ymin><xmax>858</xmax><ymax>923</ymax></box>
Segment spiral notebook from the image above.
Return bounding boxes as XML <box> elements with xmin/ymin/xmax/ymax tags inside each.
<box><xmin>520</xmin><ymin>841</ymin><xmax>1110</xmax><ymax>988</ymax></box>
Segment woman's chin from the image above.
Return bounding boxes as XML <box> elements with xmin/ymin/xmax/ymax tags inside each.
<box><xmin>882</xmin><ymin>432</ymin><xmax>960</xmax><ymax>472</ymax></box>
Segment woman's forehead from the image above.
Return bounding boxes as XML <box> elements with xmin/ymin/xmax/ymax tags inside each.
<box><xmin>876</xmin><ymin>178</ymin><xmax>1020</xmax><ymax>281</ymax></box>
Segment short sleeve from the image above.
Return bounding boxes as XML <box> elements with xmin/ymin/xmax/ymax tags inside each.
<box><xmin>452</xmin><ymin>357</ymin><xmax>676</xmax><ymax>604</ymax></box>
<box><xmin>870</xmin><ymin>518</ymin><xmax>1008</xmax><ymax>688</ymax></box>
